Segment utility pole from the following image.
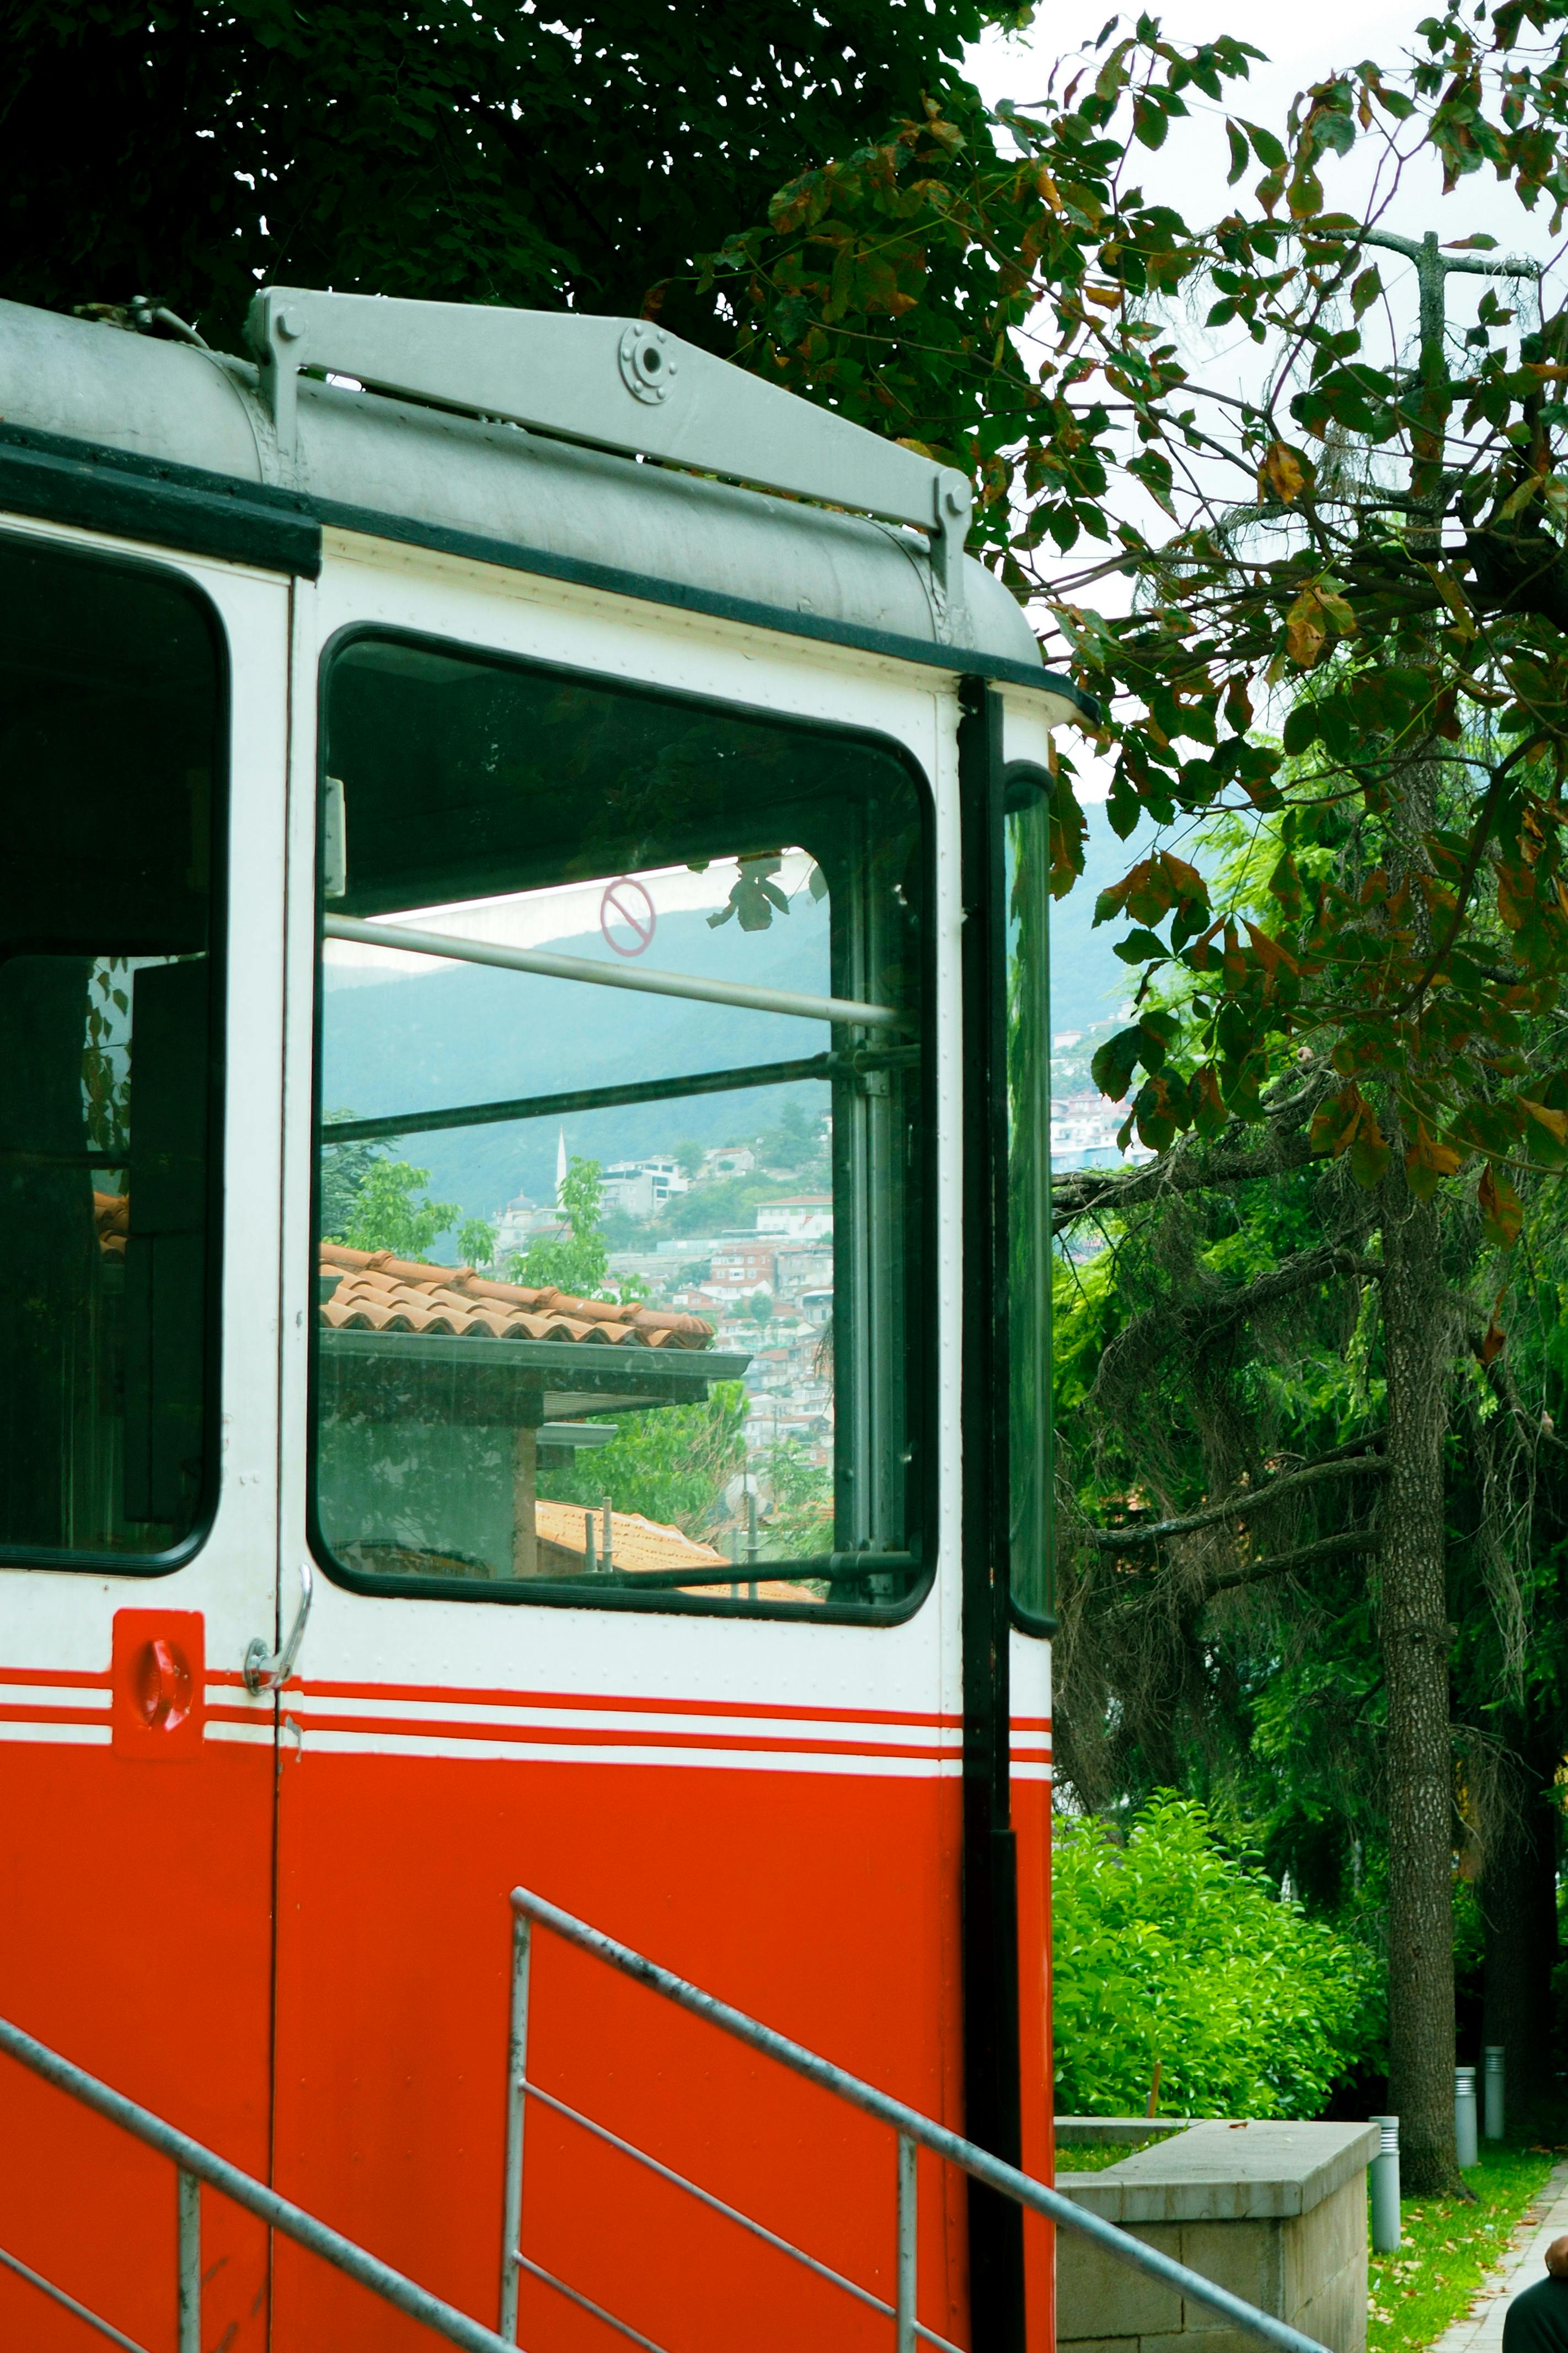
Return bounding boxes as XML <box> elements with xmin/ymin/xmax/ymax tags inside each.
<box><xmin>1351</xmin><ymin>226</ymin><xmax>1542</xmax><ymax>541</ymax></box>
<box><xmin>1315</xmin><ymin>222</ymin><xmax>1543</xmax><ymax>2196</ymax></box>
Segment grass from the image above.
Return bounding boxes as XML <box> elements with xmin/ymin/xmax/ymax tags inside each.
<box><xmin>1055</xmin><ymin>2133</ymin><xmax>1172</xmax><ymax>2170</ymax></box>
<box><xmin>1367</xmin><ymin>2141</ymin><xmax>1563</xmax><ymax>2352</ymax></box>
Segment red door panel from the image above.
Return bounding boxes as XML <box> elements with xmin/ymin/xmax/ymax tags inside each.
<box><xmin>0</xmin><ymin>1725</ymin><xmax>274</xmax><ymax>2352</ymax></box>
<box><xmin>271</xmin><ymin>1744</ymin><xmax>967</xmax><ymax>2353</ymax></box>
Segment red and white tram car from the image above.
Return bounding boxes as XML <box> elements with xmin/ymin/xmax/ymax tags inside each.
<box><xmin>0</xmin><ymin>287</ymin><xmax>1083</xmax><ymax>2353</ymax></box>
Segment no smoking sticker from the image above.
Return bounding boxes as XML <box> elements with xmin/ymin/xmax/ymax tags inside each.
<box><xmin>600</xmin><ymin>876</ymin><xmax>656</xmax><ymax>957</ymax></box>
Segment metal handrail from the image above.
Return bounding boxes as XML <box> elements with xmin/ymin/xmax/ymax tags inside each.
<box><xmin>323</xmin><ymin>912</ymin><xmax>906</xmax><ymax>1031</ymax></box>
<box><xmin>502</xmin><ymin>1885</ymin><xmax>1334</xmax><ymax>2353</ymax></box>
<box><xmin>0</xmin><ymin>2014</ymin><xmax>515</xmax><ymax>2353</ymax></box>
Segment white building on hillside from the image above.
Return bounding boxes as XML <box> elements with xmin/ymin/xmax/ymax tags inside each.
<box><xmin>601</xmin><ymin>1156</ymin><xmax>690</xmax><ymax>1221</ymax></box>
<box><xmin>756</xmin><ymin>1195</ymin><xmax>832</xmax><ymax>1241</ymax></box>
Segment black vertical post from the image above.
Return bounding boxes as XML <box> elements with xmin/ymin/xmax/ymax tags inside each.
<box><xmin>957</xmin><ymin>676</ymin><xmax>1025</xmax><ymax>2352</ymax></box>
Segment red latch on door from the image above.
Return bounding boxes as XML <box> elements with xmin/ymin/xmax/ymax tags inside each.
<box><xmin>112</xmin><ymin>1611</ymin><xmax>205</xmax><ymax>1758</ymax></box>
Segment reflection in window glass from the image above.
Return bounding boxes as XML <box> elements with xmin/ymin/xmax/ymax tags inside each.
<box><xmin>312</xmin><ymin>639</ymin><xmax>929</xmax><ymax>1612</ymax></box>
<box><xmin>0</xmin><ymin>537</ymin><xmax>222</xmax><ymax>1561</ymax></box>
<box><xmin>1007</xmin><ymin>783</ymin><xmax>1053</xmax><ymax>1625</ymax></box>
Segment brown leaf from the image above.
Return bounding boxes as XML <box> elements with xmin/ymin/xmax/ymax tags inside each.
<box><xmin>1193</xmin><ymin>1064</ymin><xmax>1226</xmax><ymax>1135</ymax></box>
<box><xmin>1257</xmin><ymin>441</ymin><xmax>1306</xmax><ymax>504</ymax></box>
<box><xmin>1223</xmin><ymin>675</ymin><xmax>1254</xmax><ymax>733</ymax></box>
<box><xmin>1496</xmin><ymin>862</ymin><xmax>1533</xmax><ymax>932</ymax></box>
<box><xmin>1479</xmin><ymin>1164</ymin><xmax>1524</xmax><ymax>1249</ymax></box>
<box><xmin>1160</xmin><ymin>852</ymin><xmax>1205</xmax><ymax>898</ymax></box>
<box><xmin>1084</xmin><ymin>284</ymin><xmax>1123</xmax><ymax>308</ymax></box>
<box><xmin>1243</xmin><ymin>919</ymin><xmax>1300</xmax><ymax>980</ymax></box>
<box><xmin>1499</xmin><ymin>473</ymin><xmax>1543</xmax><ymax>522</ymax></box>
<box><xmin>1348</xmin><ymin>1100</ymin><xmax>1390</xmax><ymax>1190</ymax></box>
<box><xmin>1310</xmin><ymin>1084</ymin><xmax>1367</xmax><ymax>1161</ymax></box>
<box><xmin>1478</xmin><ymin>1312</ymin><xmax>1507</xmax><ymax>1367</ymax></box>
<box><xmin>1405</xmin><ymin>1122</ymin><xmax>1463</xmax><ymax>1202</ymax></box>
<box><xmin>1521</xmin><ymin>1097</ymin><xmax>1568</xmax><ymax>1145</ymax></box>
<box><xmin>1284</xmin><ymin>588</ymin><xmax>1326</xmax><ymax>668</ymax></box>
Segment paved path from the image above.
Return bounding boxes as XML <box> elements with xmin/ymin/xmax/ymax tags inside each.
<box><xmin>1427</xmin><ymin>2159</ymin><xmax>1568</xmax><ymax>2351</ymax></box>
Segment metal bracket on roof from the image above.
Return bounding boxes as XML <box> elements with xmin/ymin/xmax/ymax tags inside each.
<box><xmin>244</xmin><ymin>287</ymin><xmax>969</xmax><ymax>635</ymax></box>
<box><xmin>929</xmin><ymin>472</ymin><xmax>972</xmax><ymax>644</ymax></box>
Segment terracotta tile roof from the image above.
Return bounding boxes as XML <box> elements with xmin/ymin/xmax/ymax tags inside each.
<box><xmin>94</xmin><ymin>1192</ymin><xmax>129</xmax><ymax>1255</ymax></box>
<box><xmin>319</xmin><ymin>1244</ymin><xmax>715</xmax><ymax>1349</ymax></box>
<box><xmin>534</xmin><ymin>1502</ymin><xmax>822</xmax><ymax>1601</ymax></box>
<box><xmin>536</xmin><ymin>1500</ymin><xmax>727</xmax><ymax>1576</ymax></box>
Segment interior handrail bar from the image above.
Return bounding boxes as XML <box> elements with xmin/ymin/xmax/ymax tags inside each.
<box><xmin>318</xmin><ymin>1044</ymin><xmax>916</xmax><ymax>1149</ymax></box>
<box><xmin>323</xmin><ymin>912</ymin><xmax>906</xmax><ymax>1030</ymax></box>
<box><xmin>0</xmin><ymin>2013</ymin><xmax>516</xmax><ymax>2353</ymax></box>
<box><xmin>504</xmin><ymin>1885</ymin><xmax>1332</xmax><ymax>2353</ymax></box>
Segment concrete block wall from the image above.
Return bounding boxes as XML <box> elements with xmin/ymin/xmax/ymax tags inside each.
<box><xmin>1056</xmin><ymin>2119</ymin><xmax>1379</xmax><ymax>2353</ymax></box>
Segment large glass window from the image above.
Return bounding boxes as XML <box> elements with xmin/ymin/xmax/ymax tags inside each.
<box><xmin>311</xmin><ymin>636</ymin><xmax>930</xmax><ymax>1614</ymax></box>
<box><xmin>1007</xmin><ymin>774</ymin><xmax>1053</xmax><ymax>1628</ymax></box>
<box><xmin>0</xmin><ymin>535</ymin><xmax>224</xmax><ymax>1565</ymax></box>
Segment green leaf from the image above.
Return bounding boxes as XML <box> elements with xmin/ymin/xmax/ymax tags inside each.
<box><xmin>1224</xmin><ymin>119</ymin><xmax>1249</xmax><ymax>186</ymax></box>
<box><xmin>1132</xmin><ymin>94</ymin><xmax>1169</xmax><ymax>151</ymax></box>
<box><xmin>1091</xmin><ymin>1026</ymin><xmax>1152</xmax><ymax>1102</ymax></box>
<box><xmin>1288</xmin><ymin>165</ymin><xmax>1325</xmax><ymax>220</ymax></box>
<box><xmin>1243</xmin><ymin>119</ymin><xmax>1286</xmax><ymax>169</ymax></box>
<box><xmin>1113</xmin><ymin>927</ymin><xmax>1168</xmax><ymax>962</ymax></box>
<box><xmin>1267</xmin><ymin>851</ymin><xmax>1305</xmax><ymax>917</ymax></box>
<box><xmin>1282</xmin><ymin>703</ymin><xmax>1320</xmax><ymax>756</ymax></box>
<box><xmin>1350</xmin><ymin>265</ymin><xmax>1382</xmax><ymax>319</ymax></box>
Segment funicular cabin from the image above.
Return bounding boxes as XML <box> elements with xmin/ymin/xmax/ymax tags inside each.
<box><xmin>0</xmin><ymin>288</ymin><xmax>1082</xmax><ymax>2353</ymax></box>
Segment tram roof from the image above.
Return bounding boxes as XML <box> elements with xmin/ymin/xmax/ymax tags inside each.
<box><xmin>0</xmin><ymin>294</ymin><xmax>1092</xmax><ymax>722</ymax></box>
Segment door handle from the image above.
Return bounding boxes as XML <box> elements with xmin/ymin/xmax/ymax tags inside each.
<box><xmin>111</xmin><ymin>1612</ymin><xmax>205</xmax><ymax>1757</ymax></box>
<box><xmin>244</xmin><ymin>1560</ymin><xmax>313</xmax><ymax>1694</ymax></box>
<box><xmin>141</xmin><ymin>1637</ymin><xmax>191</xmax><ymax>1732</ymax></box>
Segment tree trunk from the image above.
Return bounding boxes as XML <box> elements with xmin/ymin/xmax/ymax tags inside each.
<box><xmin>1481</xmin><ymin>1726</ymin><xmax>1561</xmax><ymax>2109</ymax></box>
<box><xmin>1378</xmin><ymin>1162</ymin><xmax>1462</xmax><ymax>2195</ymax></box>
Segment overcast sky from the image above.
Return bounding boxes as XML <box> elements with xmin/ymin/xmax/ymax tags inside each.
<box><xmin>965</xmin><ymin>2</ymin><xmax>1557</xmax><ymax>273</ymax></box>
<box><xmin>959</xmin><ymin>5</ymin><xmax>1562</xmax><ymax>797</ymax></box>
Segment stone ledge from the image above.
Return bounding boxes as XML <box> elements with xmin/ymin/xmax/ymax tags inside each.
<box><xmin>1057</xmin><ymin>2120</ymin><xmax>1380</xmax><ymax>2224</ymax></box>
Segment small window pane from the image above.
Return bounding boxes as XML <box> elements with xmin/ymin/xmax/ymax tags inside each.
<box><xmin>312</xmin><ymin>638</ymin><xmax>929</xmax><ymax>1613</ymax></box>
<box><xmin>0</xmin><ymin>537</ymin><xmax>222</xmax><ymax>1562</ymax></box>
<box><xmin>1007</xmin><ymin>783</ymin><xmax>1052</xmax><ymax>1625</ymax></box>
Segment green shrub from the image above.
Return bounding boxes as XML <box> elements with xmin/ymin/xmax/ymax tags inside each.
<box><xmin>1052</xmin><ymin>1795</ymin><xmax>1376</xmax><ymax>2120</ymax></box>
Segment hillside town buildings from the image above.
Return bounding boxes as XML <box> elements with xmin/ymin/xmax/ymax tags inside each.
<box><xmin>480</xmin><ymin>1084</ymin><xmax>1142</xmax><ymax>1475</ymax></box>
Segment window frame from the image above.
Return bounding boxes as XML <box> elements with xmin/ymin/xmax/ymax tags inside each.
<box><xmin>304</xmin><ymin>621</ymin><xmax>940</xmax><ymax>1625</ymax></box>
<box><xmin>0</xmin><ymin>525</ymin><xmax>231</xmax><ymax>1577</ymax></box>
<box><xmin>1001</xmin><ymin>760</ymin><xmax>1056</xmax><ymax>1639</ymax></box>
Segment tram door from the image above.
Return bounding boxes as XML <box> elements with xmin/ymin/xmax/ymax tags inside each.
<box><xmin>0</xmin><ymin>524</ymin><xmax>288</xmax><ymax>2351</ymax></box>
<box><xmin>270</xmin><ymin>548</ymin><xmax>963</xmax><ymax>2351</ymax></box>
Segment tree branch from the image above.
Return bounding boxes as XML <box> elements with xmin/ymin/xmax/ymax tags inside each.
<box><xmin>1051</xmin><ymin>1083</ymin><xmax>1329</xmax><ymax>1231</ymax></box>
<box><xmin>1083</xmin><ymin>1453</ymin><xmax>1388</xmax><ymax>1549</ymax></box>
<box><xmin>1201</xmin><ymin>1527</ymin><xmax>1382</xmax><ymax>1593</ymax></box>
<box><xmin>1183</xmin><ymin>1245</ymin><xmax>1385</xmax><ymax>1330</ymax></box>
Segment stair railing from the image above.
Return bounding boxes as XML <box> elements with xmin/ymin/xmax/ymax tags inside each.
<box><xmin>0</xmin><ymin>2013</ymin><xmax>513</xmax><ymax>2353</ymax></box>
<box><xmin>501</xmin><ymin>1884</ymin><xmax>1334</xmax><ymax>2353</ymax></box>
<box><xmin>0</xmin><ymin>1886</ymin><xmax>1336</xmax><ymax>2353</ymax></box>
